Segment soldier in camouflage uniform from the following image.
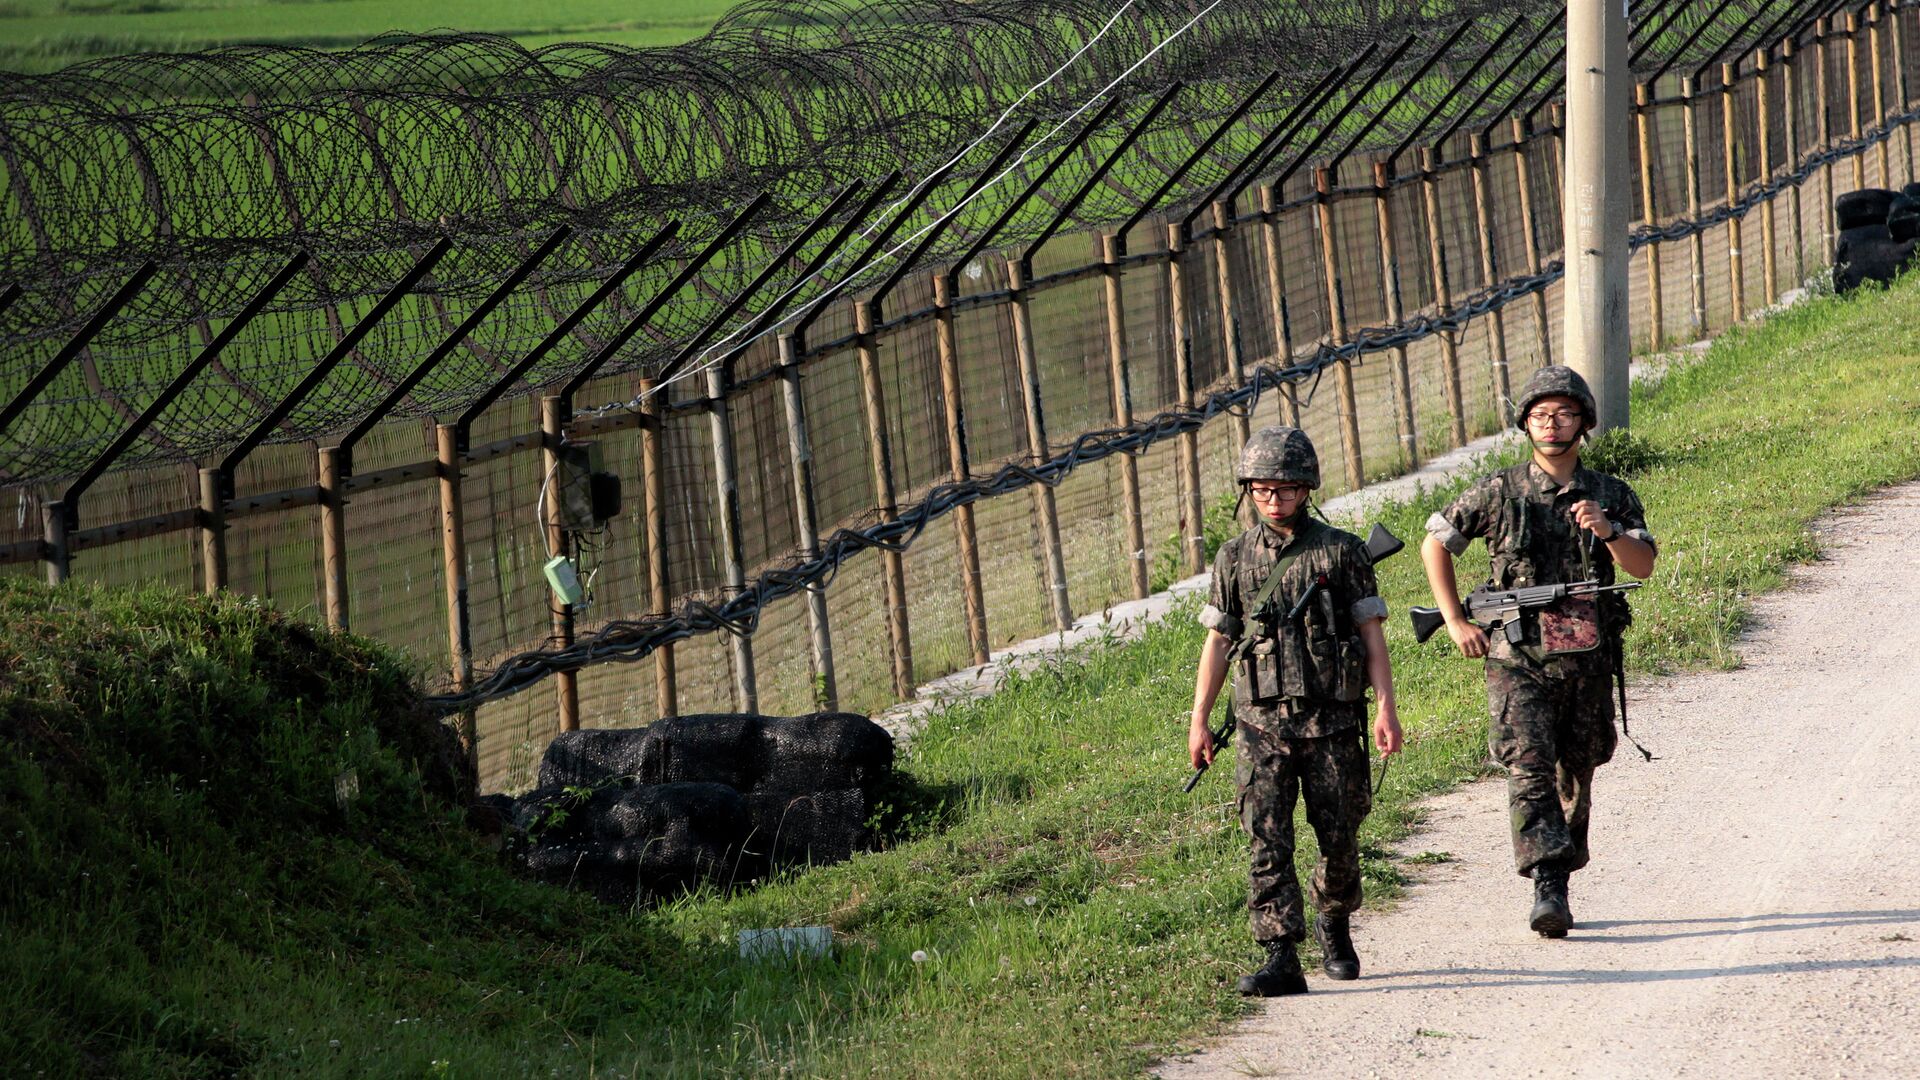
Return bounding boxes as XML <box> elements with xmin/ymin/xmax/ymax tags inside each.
<box><xmin>1419</xmin><ymin>366</ymin><xmax>1657</xmax><ymax>938</ymax></box>
<box><xmin>1189</xmin><ymin>426</ymin><xmax>1402</xmax><ymax>996</ymax></box>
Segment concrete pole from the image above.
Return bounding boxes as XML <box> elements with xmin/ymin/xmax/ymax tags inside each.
<box><xmin>1563</xmin><ymin>0</ymin><xmax>1632</xmax><ymax>431</ymax></box>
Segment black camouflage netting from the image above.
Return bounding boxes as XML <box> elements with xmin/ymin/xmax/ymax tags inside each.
<box><xmin>0</xmin><ymin>0</ymin><xmax>1814</xmax><ymax>485</ymax></box>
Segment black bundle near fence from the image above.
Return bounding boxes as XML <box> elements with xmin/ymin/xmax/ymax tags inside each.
<box><xmin>2</xmin><ymin>0</ymin><xmax>1913</xmax><ymax>790</ymax></box>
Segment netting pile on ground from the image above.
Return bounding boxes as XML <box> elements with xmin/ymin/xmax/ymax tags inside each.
<box><xmin>0</xmin><ymin>0</ymin><xmax>1810</xmax><ymax>486</ymax></box>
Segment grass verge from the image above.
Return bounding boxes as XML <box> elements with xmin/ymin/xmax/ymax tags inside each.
<box><xmin>6</xmin><ymin>275</ymin><xmax>1920</xmax><ymax>1077</ymax></box>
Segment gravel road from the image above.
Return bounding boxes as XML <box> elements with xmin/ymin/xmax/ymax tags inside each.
<box><xmin>1155</xmin><ymin>481</ymin><xmax>1920</xmax><ymax>1080</ymax></box>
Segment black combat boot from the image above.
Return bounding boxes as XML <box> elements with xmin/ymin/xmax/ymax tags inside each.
<box><xmin>1529</xmin><ymin>864</ymin><xmax>1571</xmax><ymax>939</ymax></box>
<box><xmin>1313</xmin><ymin>913</ymin><xmax>1360</xmax><ymax>980</ymax></box>
<box><xmin>1236</xmin><ymin>939</ymin><xmax>1310</xmax><ymax>997</ymax></box>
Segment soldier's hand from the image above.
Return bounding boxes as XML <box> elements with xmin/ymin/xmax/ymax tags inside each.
<box><xmin>1571</xmin><ymin>499</ymin><xmax>1613</xmax><ymax>539</ymax></box>
<box><xmin>1447</xmin><ymin>617</ymin><xmax>1489</xmax><ymax>659</ymax></box>
<box><xmin>1374</xmin><ymin>710</ymin><xmax>1403</xmax><ymax>758</ymax></box>
<box><xmin>1189</xmin><ymin>717</ymin><xmax>1217</xmax><ymax>770</ymax></box>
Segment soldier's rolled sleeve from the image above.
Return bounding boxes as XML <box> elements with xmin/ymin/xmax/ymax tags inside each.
<box><xmin>1200</xmin><ymin>542</ymin><xmax>1243</xmax><ymax>638</ymax></box>
<box><xmin>1350</xmin><ymin>595</ymin><xmax>1389</xmax><ymax>625</ymax></box>
<box><xmin>1425</xmin><ymin>511</ymin><xmax>1472</xmax><ymax>555</ymax></box>
<box><xmin>1613</xmin><ymin>484</ymin><xmax>1658</xmax><ymax>555</ymax></box>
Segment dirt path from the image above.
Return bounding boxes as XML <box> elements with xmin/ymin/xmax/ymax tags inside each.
<box><xmin>1155</xmin><ymin>481</ymin><xmax>1920</xmax><ymax>1080</ymax></box>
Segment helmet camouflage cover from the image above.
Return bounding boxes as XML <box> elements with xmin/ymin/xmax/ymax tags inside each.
<box><xmin>1237</xmin><ymin>425</ymin><xmax>1320</xmax><ymax>489</ymax></box>
<box><xmin>1513</xmin><ymin>364</ymin><xmax>1597</xmax><ymax>432</ymax></box>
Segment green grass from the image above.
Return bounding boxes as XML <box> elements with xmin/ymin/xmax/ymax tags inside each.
<box><xmin>0</xmin><ymin>0</ymin><xmax>741</xmax><ymax>71</ymax></box>
<box><xmin>6</xmin><ymin>273</ymin><xmax>1920</xmax><ymax>1076</ymax></box>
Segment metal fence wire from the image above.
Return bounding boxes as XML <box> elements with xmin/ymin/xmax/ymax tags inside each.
<box><xmin>2</xmin><ymin>0</ymin><xmax>1908</xmax><ymax>790</ymax></box>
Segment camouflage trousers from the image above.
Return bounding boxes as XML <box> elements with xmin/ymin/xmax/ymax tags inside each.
<box><xmin>1235</xmin><ymin>721</ymin><xmax>1372</xmax><ymax>943</ymax></box>
<box><xmin>1486</xmin><ymin>658</ymin><xmax>1617</xmax><ymax>878</ymax></box>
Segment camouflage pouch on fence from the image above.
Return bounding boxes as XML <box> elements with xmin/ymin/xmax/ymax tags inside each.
<box><xmin>1537</xmin><ymin>595</ymin><xmax>1602</xmax><ymax>656</ymax></box>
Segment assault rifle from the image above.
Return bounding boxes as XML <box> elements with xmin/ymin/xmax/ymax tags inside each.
<box><xmin>1408</xmin><ymin>580</ymin><xmax>1642</xmax><ymax>646</ymax></box>
<box><xmin>1184</xmin><ymin>523</ymin><xmax>1404</xmax><ymax>792</ymax></box>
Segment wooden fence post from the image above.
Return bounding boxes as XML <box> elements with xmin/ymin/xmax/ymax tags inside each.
<box><xmin>1312</xmin><ymin>168</ymin><xmax>1367</xmax><ymax>492</ymax></box>
<box><xmin>1418</xmin><ymin>148</ymin><xmax>1469</xmax><ymax>448</ymax></box>
<box><xmin>1891</xmin><ymin>0</ymin><xmax>1914</xmax><ymax>177</ymax></box>
<box><xmin>540</xmin><ymin>396</ymin><xmax>581</xmax><ymax>730</ymax></box>
<box><xmin>1167</xmin><ymin>225</ymin><xmax>1208</xmax><ymax>576</ymax></box>
<box><xmin>704</xmin><ymin>366</ymin><xmax>757</xmax><ymax>713</ymax></box>
<box><xmin>1369</xmin><ymin>162</ymin><xmax>1420</xmax><ymax>468</ymax></box>
<box><xmin>1849</xmin><ymin>8</ymin><xmax>1866</xmax><ymax>192</ymax></box>
<box><xmin>1722</xmin><ymin>62</ymin><xmax>1746</xmax><ymax>325</ymax></box>
<box><xmin>1784</xmin><ymin>35</ymin><xmax>1808</xmax><ymax>284</ymax></box>
<box><xmin>854</xmin><ymin>300</ymin><xmax>916</xmax><ymax>693</ymax></box>
<box><xmin>1756</xmin><ymin>47</ymin><xmax>1779</xmax><ymax>308</ymax></box>
<box><xmin>435</xmin><ymin>424</ymin><xmax>475</xmax><ymax>768</ymax></box>
<box><xmin>776</xmin><ymin>334</ymin><xmax>839</xmax><ymax>707</ymax></box>
<box><xmin>638</xmin><ymin>375</ymin><xmax>677</xmax><ymax>719</ymax></box>
<box><xmin>1257</xmin><ymin>184</ymin><xmax>1305</xmax><ymax>428</ymax></box>
<box><xmin>1680</xmin><ymin>74</ymin><xmax>1708</xmax><ymax>337</ymax></box>
<box><xmin>1872</xmin><ymin>2</ymin><xmax>1891</xmax><ymax>188</ymax></box>
<box><xmin>198</xmin><ymin>467</ymin><xmax>226</xmax><ymax>593</ymax></box>
<box><xmin>1468</xmin><ymin>132</ymin><xmax>1514</xmax><ymax>421</ymax></box>
<box><xmin>40</xmin><ymin>503</ymin><xmax>67</xmax><ymax>587</ymax></box>
<box><xmin>318</xmin><ymin>446</ymin><xmax>348</xmax><ymax>630</ymax></box>
<box><xmin>1817</xmin><ymin>17</ymin><xmax>1837</xmax><ymax>262</ymax></box>
<box><xmin>932</xmin><ymin>276</ymin><xmax>990</xmax><ymax>664</ymax></box>
<box><xmin>1209</xmin><ymin>202</ymin><xmax>1253</xmax><ymax>456</ymax></box>
<box><xmin>1634</xmin><ymin>83</ymin><xmax>1666</xmax><ymax>350</ymax></box>
<box><xmin>1511</xmin><ymin>118</ymin><xmax>1555</xmax><ymax>369</ymax></box>
<box><xmin>1100</xmin><ymin>234</ymin><xmax>1151</xmax><ymax>601</ymax></box>
<box><xmin>1005</xmin><ymin>260</ymin><xmax>1074</xmax><ymax>632</ymax></box>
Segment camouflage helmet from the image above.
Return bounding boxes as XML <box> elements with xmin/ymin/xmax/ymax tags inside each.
<box><xmin>1237</xmin><ymin>425</ymin><xmax>1320</xmax><ymax>489</ymax></box>
<box><xmin>1513</xmin><ymin>365</ymin><xmax>1597</xmax><ymax>433</ymax></box>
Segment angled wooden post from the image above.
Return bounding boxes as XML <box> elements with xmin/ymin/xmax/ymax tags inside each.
<box><xmin>1313</xmin><ymin>167</ymin><xmax>1366</xmax><ymax>492</ymax></box>
<box><xmin>1167</xmin><ymin>225</ymin><xmax>1208</xmax><ymax>575</ymax></box>
<box><xmin>1816</xmin><ymin>16</ymin><xmax>1837</xmax><ymax>262</ymax></box>
<box><xmin>1784</xmin><ymin>35</ymin><xmax>1809</xmax><ymax>283</ymax></box>
<box><xmin>776</xmin><ymin>333</ymin><xmax>838</xmax><ymax>707</ymax></box>
<box><xmin>704</xmin><ymin>364</ymin><xmax>756</xmax><ymax>712</ymax></box>
<box><xmin>1370</xmin><ymin>161</ymin><xmax>1420</xmax><ymax>468</ymax></box>
<box><xmin>1871</xmin><ymin>1</ymin><xmax>1890</xmax><ymax>188</ymax></box>
<box><xmin>853</xmin><ymin>299</ymin><xmax>915</xmax><ymax>694</ymax></box>
<box><xmin>1634</xmin><ymin>83</ymin><xmax>1666</xmax><ymax>350</ymax></box>
<box><xmin>1511</xmin><ymin>117</ymin><xmax>1555</xmax><ymax>368</ymax></box>
<box><xmin>1418</xmin><ymin>148</ymin><xmax>1468</xmax><ymax>448</ymax></box>
<box><xmin>1257</xmin><ymin>184</ymin><xmax>1305</xmax><ymax>428</ymax></box>
<box><xmin>1756</xmin><ymin>47</ymin><xmax>1779</xmax><ymax>307</ymax></box>
<box><xmin>1680</xmin><ymin>74</ymin><xmax>1709</xmax><ymax>336</ymax></box>
<box><xmin>1468</xmin><ymin>132</ymin><xmax>1514</xmax><ymax>421</ymax></box>
<box><xmin>1721</xmin><ymin>62</ymin><xmax>1747</xmax><ymax>324</ymax></box>
<box><xmin>1100</xmin><ymin>234</ymin><xmax>1150</xmax><ymax>601</ymax></box>
<box><xmin>1848</xmin><ymin>8</ymin><xmax>1866</xmax><ymax>191</ymax></box>
<box><xmin>1891</xmin><ymin>0</ymin><xmax>1915</xmax><ymax>176</ymax></box>
<box><xmin>931</xmin><ymin>275</ymin><xmax>990</xmax><ymax>664</ymax></box>
<box><xmin>1209</xmin><ymin>201</ymin><xmax>1253</xmax><ymax>456</ymax></box>
<box><xmin>638</xmin><ymin>375</ymin><xmax>677</xmax><ymax>718</ymax></box>
<box><xmin>1005</xmin><ymin>260</ymin><xmax>1073</xmax><ymax>632</ymax></box>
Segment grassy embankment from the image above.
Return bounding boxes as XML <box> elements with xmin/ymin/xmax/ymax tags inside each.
<box><xmin>6</xmin><ymin>275</ymin><xmax>1920</xmax><ymax>1077</ymax></box>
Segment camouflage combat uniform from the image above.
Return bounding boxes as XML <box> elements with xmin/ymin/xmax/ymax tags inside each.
<box><xmin>1200</xmin><ymin>515</ymin><xmax>1389</xmax><ymax>943</ymax></box>
<box><xmin>1426</xmin><ymin>461</ymin><xmax>1655</xmax><ymax>877</ymax></box>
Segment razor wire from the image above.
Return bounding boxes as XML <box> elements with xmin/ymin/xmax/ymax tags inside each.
<box><xmin>425</xmin><ymin>70</ymin><xmax>1920</xmax><ymax>716</ymax></box>
<box><xmin>0</xmin><ymin>0</ymin><xmax>1811</xmax><ymax>487</ymax></box>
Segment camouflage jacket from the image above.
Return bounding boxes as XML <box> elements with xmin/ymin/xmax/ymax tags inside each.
<box><xmin>1426</xmin><ymin>460</ymin><xmax>1656</xmax><ymax>669</ymax></box>
<box><xmin>1200</xmin><ymin>516</ymin><xmax>1389</xmax><ymax>738</ymax></box>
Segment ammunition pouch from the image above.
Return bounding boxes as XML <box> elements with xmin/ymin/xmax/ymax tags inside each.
<box><xmin>1537</xmin><ymin>595</ymin><xmax>1602</xmax><ymax>657</ymax></box>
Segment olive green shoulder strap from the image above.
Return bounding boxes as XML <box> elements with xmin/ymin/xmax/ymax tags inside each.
<box><xmin>1228</xmin><ymin>547</ymin><xmax>1306</xmax><ymax>660</ymax></box>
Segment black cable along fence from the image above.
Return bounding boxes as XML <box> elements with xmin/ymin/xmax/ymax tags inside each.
<box><xmin>1</xmin><ymin>0</ymin><xmax>1908</xmax><ymax>789</ymax></box>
